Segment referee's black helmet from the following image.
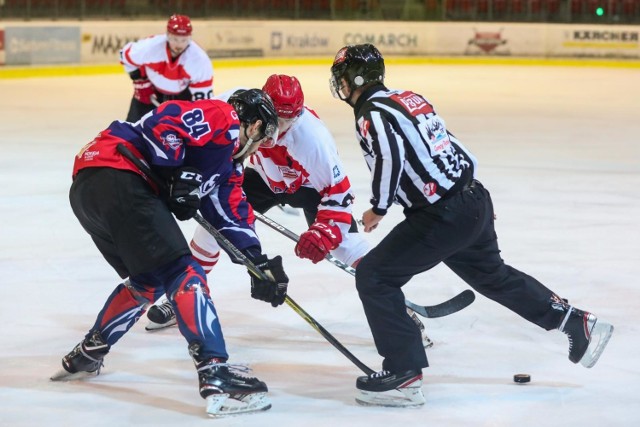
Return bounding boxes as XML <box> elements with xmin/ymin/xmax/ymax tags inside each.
<box><xmin>330</xmin><ymin>44</ymin><xmax>385</xmax><ymax>100</ymax></box>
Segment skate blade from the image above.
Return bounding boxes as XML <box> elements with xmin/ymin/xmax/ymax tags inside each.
<box><xmin>206</xmin><ymin>392</ymin><xmax>271</xmax><ymax>417</ymax></box>
<box><xmin>356</xmin><ymin>387</ymin><xmax>425</xmax><ymax>408</ymax></box>
<box><xmin>50</xmin><ymin>368</ymin><xmax>98</xmax><ymax>382</ymax></box>
<box><xmin>145</xmin><ymin>318</ymin><xmax>177</xmax><ymax>331</ymax></box>
<box><xmin>581</xmin><ymin>321</ymin><xmax>614</xmax><ymax>368</ymax></box>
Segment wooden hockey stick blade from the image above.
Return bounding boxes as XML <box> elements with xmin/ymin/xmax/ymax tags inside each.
<box><xmin>404</xmin><ymin>290</ymin><xmax>475</xmax><ymax>318</ymax></box>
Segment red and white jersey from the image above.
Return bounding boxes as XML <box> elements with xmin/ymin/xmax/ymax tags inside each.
<box><xmin>187</xmin><ymin>89</ymin><xmax>369</xmax><ymax>267</ymax></box>
<box><xmin>121</xmin><ymin>34</ymin><xmax>213</xmax><ymax>100</ymax></box>
<box><xmin>248</xmin><ymin>107</ymin><xmax>356</xmax><ymax>230</ymax></box>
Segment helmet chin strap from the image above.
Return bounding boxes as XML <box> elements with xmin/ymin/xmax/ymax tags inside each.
<box><xmin>232</xmin><ymin>138</ymin><xmax>256</xmax><ymax>160</ymax></box>
<box><xmin>232</xmin><ymin>126</ymin><xmax>260</xmax><ymax>160</ymax></box>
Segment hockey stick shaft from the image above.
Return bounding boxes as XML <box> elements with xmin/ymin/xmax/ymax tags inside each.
<box><xmin>189</xmin><ymin>217</ymin><xmax>375</xmax><ymax>374</ymax></box>
<box><xmin>116</xmin><ymin>143</ymin><xmax>375</xmax><ymax>375</ymax></box>
<box><xmin>254</xmin><ymin>211</ymin><xmax>476</xmax><ymax>318</ymax></box>
<box><xmin>253</xmin><ymin>211</ymin><xmax>356</xmax><ymax>275</ymax></box>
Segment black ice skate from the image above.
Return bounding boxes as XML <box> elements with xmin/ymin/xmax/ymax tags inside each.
<box><xmin>355</xmin><ymin>369</ymin><xmax>425</xmax><ymax>407</ymax></box>
<box><xmin>190</xmin><ymin>343</ymin><xmax>271</xmax><ymax>416</ymax></box>
<box><xmin>145</xmin><ymin>298</ymin><xmax>177</xmax><ymax>331</ymax></box>
<box><xmin>50</xmin><ymin>330</ymin><xmax>110</xmax><ymax>381</ymax></box>
<box><xmin>407</xmin><ymin>307</ymin><xmax>433</xmax><ymax>349</ymax></box>
<box><xmin>558</xmin><ymin>306</ymin><xmax>614</xmax><ymax>368</ymax></box>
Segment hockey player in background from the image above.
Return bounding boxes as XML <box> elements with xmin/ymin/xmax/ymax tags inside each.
<box><xmin>51</xmin><ymin>90</ymin><xmax>287</xmax><ymax>417</ymax></box>
<box><xmin>120</xmin><ymin>14</ymin><xmax>214</xmax><ymax>122</ymax></box>
<box><xmin>144</xmin><ymin>74</ymin><xmax>433</xmax><ymax>348</ymax></box>
<box><xmin>329</xmin><ymin>44</ymin><xmax>614</xmax><ymax>407</ymax></box>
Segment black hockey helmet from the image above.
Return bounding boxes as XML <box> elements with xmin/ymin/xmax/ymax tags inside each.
<box><xmin>330</xmin><ymin>44</ymin><xmax>385</xmax><ymax>101</ymax></box>
<box><xmin>228</xmin><ymin>88</ymin><xmax>278</xmax><ymax>140</ymax></box>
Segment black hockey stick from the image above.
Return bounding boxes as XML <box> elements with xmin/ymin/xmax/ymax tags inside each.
<box><xmin>405</xmin><ymin>290</ymin><xmax>475</xmax><ymax>318</ymax></box>
<box><xmin>116</xmin><ymin>143</ymin><xmax>375</xmax><ymax>375</ymax></box>
<box><xmin>253</xmin><ymin>211</ymin><xmax>476</xmax><ymax>318</ymax></box>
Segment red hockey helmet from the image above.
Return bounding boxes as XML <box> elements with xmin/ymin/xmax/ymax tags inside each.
<box><xmin>167</xmin><ymin>14</ymin><xmax>192</xmax><ymax>36</ymax></box>
<box><xmin>262</xmin><ymin>74</ymin><xmax>304</xmax><ymax>119</ymax></box>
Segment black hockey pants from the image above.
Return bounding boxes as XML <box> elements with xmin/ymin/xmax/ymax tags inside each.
<box><xmin>70</xmin><ymin>168</ymin><xmax>191</xmax><ymax>278</ymax></box>
<box><xmin>355</xmin><ymin>180</ymin><xmax>566</xmax><ymax>373</ymax></box>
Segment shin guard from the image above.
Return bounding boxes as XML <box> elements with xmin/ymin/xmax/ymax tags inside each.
<box><xmin>166</xmin><ymin>260</ymin><xmax>228</xmax><ymax>361</ymax></box>
<box><xmin>90</xmin><ymin>278</ymin><xmax>157</xmax><ymax>346</ymax></box>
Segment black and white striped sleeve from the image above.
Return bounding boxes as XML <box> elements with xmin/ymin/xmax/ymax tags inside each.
<box><xmin>360</xmin><ymin>109</ymin><xmax>404</xmax><ymax>215</ymax></box>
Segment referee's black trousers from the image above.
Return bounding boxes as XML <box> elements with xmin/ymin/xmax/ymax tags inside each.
<box><xmin>355</xmin><ymin>181</ymin><xmax>566</xmax><ymax>373</ymax></box>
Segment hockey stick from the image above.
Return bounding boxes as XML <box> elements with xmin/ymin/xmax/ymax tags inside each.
<box><xmin>253</xmin><ymin>211</ymin><xmax>357</xmax><ymax>275</ymax></box>
<box><xmin>116</xmin><ymin>143</ymin><xmax>375</xmax><ymax>375</ymax></box>
<box><xmin>254</xmin><ymin>211</ymin><xmax>476</xmax><ymax>318</ymax></box>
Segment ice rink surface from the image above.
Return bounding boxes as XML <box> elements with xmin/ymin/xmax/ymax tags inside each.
<box><xmin>1</xmin><ymin>61</ymin><xmax>639</xmax><ymax>426</ymax></box>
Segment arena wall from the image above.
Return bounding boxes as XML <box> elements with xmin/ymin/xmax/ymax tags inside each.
<box><xmin>1</xmin><ymin>20</ymin><xmax>638</xmax><ymax>72</ymax></box>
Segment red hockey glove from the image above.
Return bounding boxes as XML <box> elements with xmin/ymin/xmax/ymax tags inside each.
<box><xmin>132</xmin><ymin>78</ymin><xmax>155</xmax><ymax>104</ymax></box>
<box><xmin>295</xmin><ymin>222</ymin><xmax>342</xmax><ymax>264</ymax></box>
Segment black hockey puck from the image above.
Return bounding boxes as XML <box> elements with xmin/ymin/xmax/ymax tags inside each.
<box><xmin>513</xmin><ymin>374</ymin><xmax>531</xmax><ymax>384</ymax></box>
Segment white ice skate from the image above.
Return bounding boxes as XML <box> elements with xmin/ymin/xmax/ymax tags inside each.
<box><xmin>355</xmin><ymin>369</ymin><xmax>425</xmax><ymax>408</ymax></box>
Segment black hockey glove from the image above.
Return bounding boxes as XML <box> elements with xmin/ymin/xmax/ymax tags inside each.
<box><xmin>167</xmin><ymin>167</ymin><xmax>202</xmax><ymax>221</ymax></box>
<box><xmin>250</xmin><ymin>255</ymin><xmax>289</xmax><ymax>307</ymax></box>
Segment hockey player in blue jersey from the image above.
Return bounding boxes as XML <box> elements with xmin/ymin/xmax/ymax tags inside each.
<box><xmin>51</xmin><ymin>89</ymin><xmax>286</xmax><ymax>417</ymax></box>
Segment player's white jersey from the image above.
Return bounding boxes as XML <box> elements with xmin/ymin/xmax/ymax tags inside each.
<box><xmin>248</xmin><ymin>107</ymin><xmax>356</xmax><ymax>230</ymax></box>
<box><xmin>191</xmin><ymin>88</ymin><xmax>368</xmax><ymax>267</ymax></box>
<box><xmin>121</xmin><ymin>34</ymin><xmax>213</xmax><ymax>100</ymax></box>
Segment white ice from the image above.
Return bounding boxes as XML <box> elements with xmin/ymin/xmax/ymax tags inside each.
<box><xmin>1</xmin><ymin>61</ymin><xmax>639</xmax><ymax>427</ymax></box>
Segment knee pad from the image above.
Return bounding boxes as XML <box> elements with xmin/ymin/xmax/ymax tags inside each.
<box><xmin>125</xmin><ymin>278</ymin><xmax>160</xmax><ymax>309</ymax></box>
<box><xmin>163</xmin><ymin>256</ymin><xmax>209</xmax><ymax>300</ymax></box>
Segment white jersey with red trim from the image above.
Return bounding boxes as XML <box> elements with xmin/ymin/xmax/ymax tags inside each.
<box><xmin>189</xmin><ymin>89</ymin><xmax>368</xmax><ymax>268</ymax></box>
<box><xmin>249</xmin><ymin>107</ymin><xmax>355</xmax><ymax>230</ymax></box>
<box><xmin>121</xmin><ymin>34</ymin><xmax>213</xmax><ymax>99</ymax></box>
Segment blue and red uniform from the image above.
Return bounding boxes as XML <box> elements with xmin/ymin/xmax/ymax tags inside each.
<box><xmin>70</xmin><ymin>99</ymin><xmax>260</xmax><ymax>360</ymax></box>
<box><xmin>73</xmin><ymin>99</ymin><xmax>260</xmax><ymax>255</ymax></box>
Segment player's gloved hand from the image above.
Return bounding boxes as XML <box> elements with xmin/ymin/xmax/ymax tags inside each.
<box><xmin>250</xmin><ymin>255</ymin><xmax>288</xmax><ymax>307</ymax></box>
<box><xmin>133</xmin><ymin>78</ymin><xmax>155</xmax><ymax>104</ymax></box>
<box><xmin>167</xmin><ymin>167</ymin><xmax>202</xmax><ymax>221</ymax></box>
<box><xmin>295</xmin><ymin>221</ymin><xmax>343</xmax><ymax>264</ymax></box>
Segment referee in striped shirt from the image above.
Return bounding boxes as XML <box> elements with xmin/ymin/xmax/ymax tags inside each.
<box><xmin>330</xmin><ymin>44</ymin><xmax>613</xmax><ymax>407</ymax></box>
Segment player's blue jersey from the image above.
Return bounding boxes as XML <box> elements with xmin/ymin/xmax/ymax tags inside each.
<box><xmin>73</xmin><ymin>99</ymin><xmax>260</xmax><ymax>255</ymax></box>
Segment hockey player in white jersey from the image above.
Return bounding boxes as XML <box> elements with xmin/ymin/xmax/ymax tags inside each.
<box><xmin>145</xmin><ymin>74</ymin><xmax>432</xmax><ymax>348</ymax></box>
<box><xmin>120</xmin><ymin>14</ymin><xmax>214</xmax><ymax>122</ymax></box>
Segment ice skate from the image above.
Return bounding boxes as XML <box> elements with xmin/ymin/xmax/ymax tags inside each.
<box><xmin>190</xmin><ymin>344</ymin><xmax>271</xmax><ymax>416</ymax></box>
<box><xmin>51</xmin><ymin>330</ymin><xmax>110</xmax><ymax>381</ymax></box>
<box><xmin>145</xmin><ymin>298</ymin><xmax>177</xmax><ymax>331</ymax></box>
<box><xmin>559</xmin><ymin>306</ymin><xmax>614</xmax><ymax>368</ymax></box>
<box><xmin>355</xmin><ymin>369</ymin><xmax>425</xmax><ymax>408</ymax></box>
<box><xmin>407</xmin><ymin>307</ymin><xmax>433</xmax><ymax>349</ymax></box>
